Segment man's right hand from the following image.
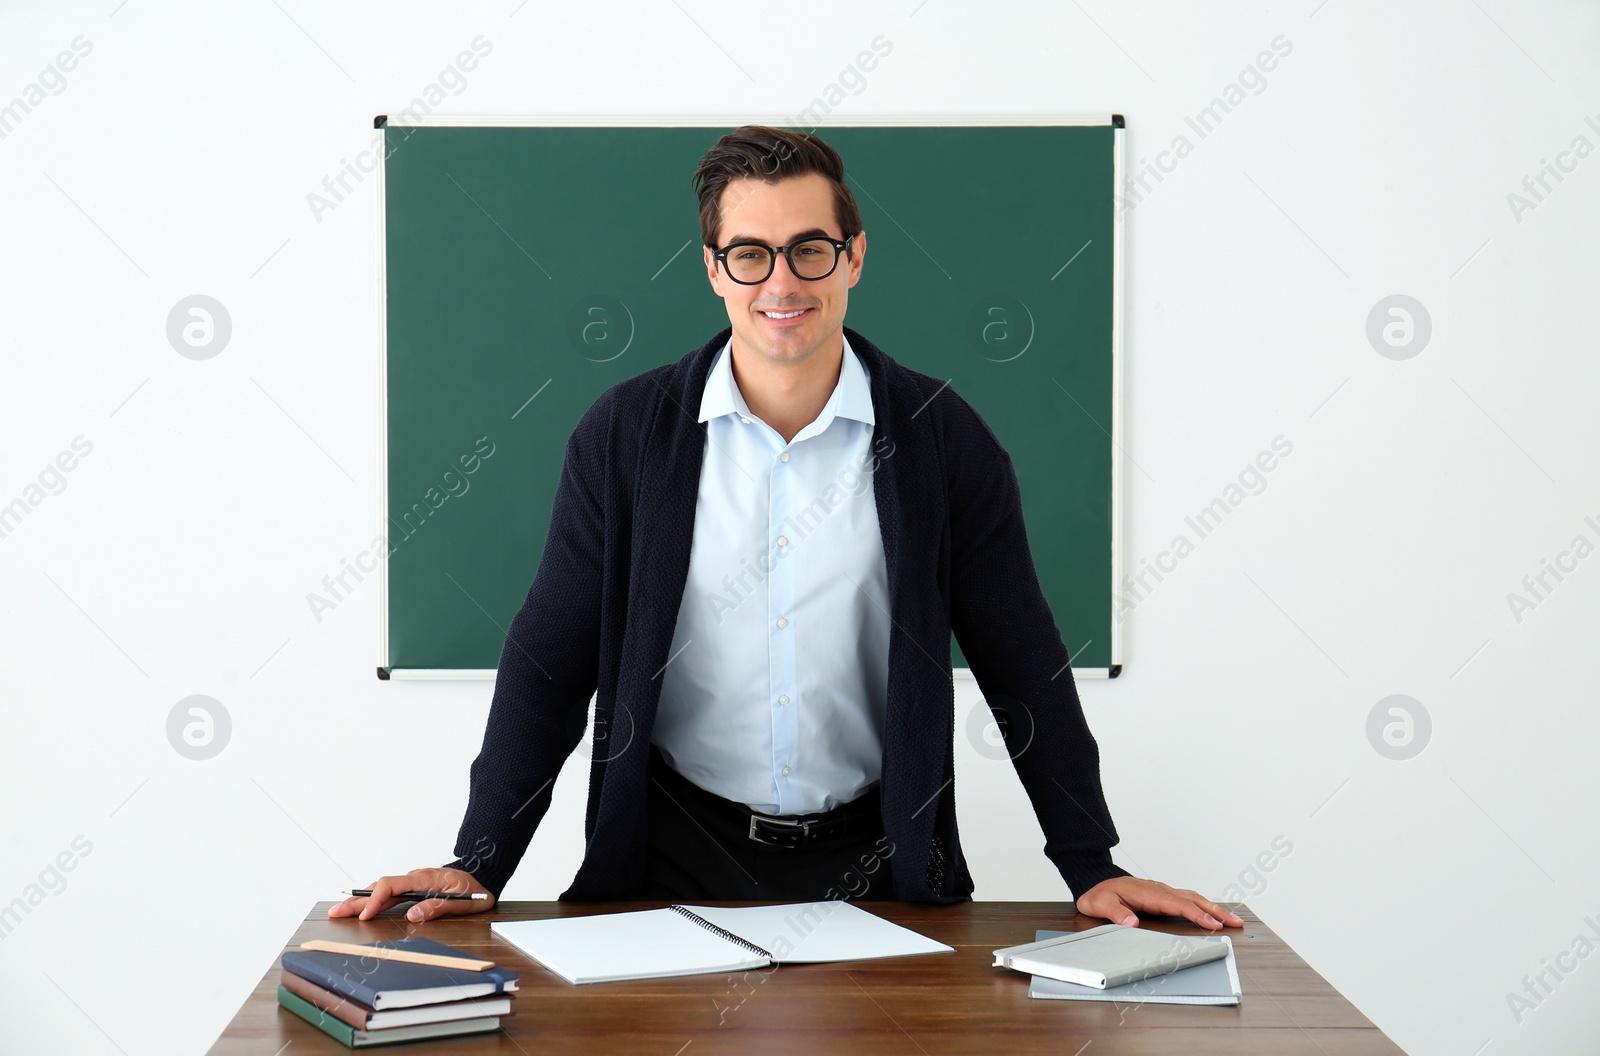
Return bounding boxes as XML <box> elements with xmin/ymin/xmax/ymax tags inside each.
<box><xmin>328</xmin><ymin>868</ymin><xmax>496</xmax><ymax>924</ymax></box>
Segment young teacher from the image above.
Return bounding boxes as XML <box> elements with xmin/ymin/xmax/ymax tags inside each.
<box><xmin>333</xmin><ymin>125</ymin><xmax>1242</xmax><ymax>933</ymax></box>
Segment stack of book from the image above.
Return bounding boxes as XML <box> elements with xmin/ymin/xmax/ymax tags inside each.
<box><xmin>277</xmin><ymin>936</ymin><xmax>519</xmax><ymax>1047</ymax></box>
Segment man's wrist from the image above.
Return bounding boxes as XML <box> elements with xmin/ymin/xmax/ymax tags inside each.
<box><xmin>442</xmin><ymin>857</ymin><xmax>506</xmax><ymax>901</ymax></box>
<box><xmin>1054</xmin><ymin>849</ymin><xmax>1132</xmax><ymax>899</ymax></box>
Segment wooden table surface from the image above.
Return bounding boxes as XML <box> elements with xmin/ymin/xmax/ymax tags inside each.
<box><xmin>209</xmin><ymin>900</ymin><xmax>1404</xmax><ymax>1055</ymax></box>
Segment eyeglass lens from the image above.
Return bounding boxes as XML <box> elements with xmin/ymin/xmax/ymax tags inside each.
<box><xmin>724</xmin><ymin>239</ymin><xmax>839</xmax><ymax>283</ymax></box>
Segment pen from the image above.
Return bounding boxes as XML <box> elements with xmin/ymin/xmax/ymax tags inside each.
<box><xmin>342</xmin><ymin>889</ymin><xmax>490</xmax><ymax>901</ymax></box>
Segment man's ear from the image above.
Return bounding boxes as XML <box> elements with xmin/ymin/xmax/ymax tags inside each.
<box><xmin>703</xmin><ymin>244</ymin><xmax>721</xmax><ymax>291</ymax></box>
<box><xmin>846</xmin><ymin>229</ymin><xmax>866</xmax><ymax>288</ymax></box>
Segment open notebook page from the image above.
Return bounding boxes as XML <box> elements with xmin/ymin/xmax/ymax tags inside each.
<box><xmin>679</xmin><ymin>901</ymin><xmax>954</xmax><ymax>964</ymax></box>
<box><xmin>491</xmin><ymin>908</ymin><xmax>766</xmax><ymax>984</ymax></box>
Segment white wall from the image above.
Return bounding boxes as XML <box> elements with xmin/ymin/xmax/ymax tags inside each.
<box><xmin>2</xmin><ymin>1</ymin><xmax>1596</xmax><ymax>1053</ymax></box>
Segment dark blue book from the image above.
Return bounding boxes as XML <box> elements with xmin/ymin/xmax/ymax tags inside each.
<box><xmin>282</xmin><ymin>937</ymin><xmax>519</xmax><ymax>1010</ymax></box>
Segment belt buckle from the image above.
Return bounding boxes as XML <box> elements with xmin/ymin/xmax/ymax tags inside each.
<box><xmin>748</xmin><ymin>813</ymin><xmax>812</xmax><ymax>848</ymax></box>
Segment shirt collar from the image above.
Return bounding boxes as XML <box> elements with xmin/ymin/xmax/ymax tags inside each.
<box><xmin>698</xmin><ymin>333</ymin><xmax>875</xmax><ymax>428</ymax></box>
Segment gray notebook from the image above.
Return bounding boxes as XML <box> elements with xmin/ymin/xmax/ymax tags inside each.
<box><xmin>1024</xmin><ymin>929</ymin><xmax>1240</xmax><ymax>1005</ymax></box>
<box><xmin>994</xmin><ymin>922</ymin><xmax>1229</xmax><ymax>988</ymax></box>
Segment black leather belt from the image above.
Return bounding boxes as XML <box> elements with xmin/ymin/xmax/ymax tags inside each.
<box><xmin>649</xmin><ymin>743</ymin><xmax>882</xmax><ymax>850</ymax></box>
<box><xmin>746</xmin><ymin>794</ymin><xmax>880</xmax><ymax>849</ymax></box>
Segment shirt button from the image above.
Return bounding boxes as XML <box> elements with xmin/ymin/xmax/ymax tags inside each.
<box><xmin>778</xmin><ymin>694</ymin><xmax>789</xmax><ymax>705</ymax></box>
<box><xmin>776</xmin><ymin>617</ymin><xmax>788</xmax><ymax>629</ymax></box>
<box><xmin>779</xmin><ymin>452</ymin><xmax>790</xmax><ymax>462</ymax></box>
<box><xmin>776</xmin><ymin>535</ymin><xmax>788</xmax><ymax>547</ymax></box>
<box><xmin>740</xmin><ymin>417</ymin><xmax>751</xmax><ymax>424</ymax></box>
<box><xmin>781</xmin><ymin>766</ymin><xmax>791</xmax><ymax>776</ymax></box>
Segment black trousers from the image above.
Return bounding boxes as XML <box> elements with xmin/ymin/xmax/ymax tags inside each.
<box><xmin>643</xmin><ymin>744</ymin><xmax>896</xmax><ymax>902</ymax></box>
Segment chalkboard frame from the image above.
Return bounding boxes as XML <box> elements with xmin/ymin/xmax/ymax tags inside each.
<box><xmin>374</xmin><ymin>114</ymin><xmax>1125</xmax><ymax>681</ymax></box>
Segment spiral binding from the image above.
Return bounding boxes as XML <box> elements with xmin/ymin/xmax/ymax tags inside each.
<box><xmin>668</xmin><ymin>905</ymin><xmax>775</xmax><ymax>961</ymax></box>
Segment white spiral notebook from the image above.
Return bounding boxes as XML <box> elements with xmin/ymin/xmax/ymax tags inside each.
<box><xmin>492</xmin><ymin>901</ymin><xmax>954</xmax><ymax>985</ymax></box>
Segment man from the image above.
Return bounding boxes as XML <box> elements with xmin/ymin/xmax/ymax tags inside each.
<box><xmin>334</xmin><ymin>125</ymin><xmax>1242</xmax><ymax>933</ymax></box>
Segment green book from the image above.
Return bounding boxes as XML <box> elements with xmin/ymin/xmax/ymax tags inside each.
<box><xmin>276</xmin><ymin>986</ymin><xmax>501</xmax><ymax>1047</ymax></box>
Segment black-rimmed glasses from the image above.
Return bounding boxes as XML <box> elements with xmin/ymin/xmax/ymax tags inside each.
<box><xmin>711</xmin><ymin>235</ymin><xmax>854</xmax><ymax>285</ymax></box>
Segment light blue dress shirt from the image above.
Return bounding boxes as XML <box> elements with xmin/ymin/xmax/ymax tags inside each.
<box><xmin>651</xmin><ymin>334</ymin><xmax>891</xmax><ymax>816</ymax></box>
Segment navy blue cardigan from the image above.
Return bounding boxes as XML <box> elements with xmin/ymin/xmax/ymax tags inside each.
<box><xmin>446</xmin><ymin>326</ymin><xmax>1130</xmax><ymax>903</ymax></box>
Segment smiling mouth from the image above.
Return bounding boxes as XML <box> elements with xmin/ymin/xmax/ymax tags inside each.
<box><xmin>759</xmin><ymin>308</ymin><xmax>812</xmax><ymax>321</ymax></box>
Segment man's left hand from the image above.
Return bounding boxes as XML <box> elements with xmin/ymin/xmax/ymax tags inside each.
<box><xmin>1075</xmin><ymin>876</ymin><xmax>1244</xmax><ymax>930</ymax></box>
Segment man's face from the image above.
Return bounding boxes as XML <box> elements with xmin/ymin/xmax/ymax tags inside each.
<box><xmin>703</xmin><ymin>172</ymin><xmax>865</xmax><ymax>369</ymax></box>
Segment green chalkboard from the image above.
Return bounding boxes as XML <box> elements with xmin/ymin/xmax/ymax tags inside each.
<box><xmin>379</xmin><ymin>119</ymin><xmax>1123</xmax><ymax>678</ymax></box>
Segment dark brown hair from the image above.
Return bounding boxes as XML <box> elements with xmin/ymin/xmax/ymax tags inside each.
<box><xmin>692</xmin><ymin>125</ymin><xmax>863</xmax><ymax>248</ymax></box>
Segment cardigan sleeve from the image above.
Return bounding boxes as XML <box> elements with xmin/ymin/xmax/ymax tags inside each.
<box><xmin>441</xmin><ymin>394</ymin><xmax>612</xmax><ymax>899</ymax></box>
<box><xmin>944</xmin><ymin>406</ymin><xmax>1132</xmax><ymax>899</ymax></box>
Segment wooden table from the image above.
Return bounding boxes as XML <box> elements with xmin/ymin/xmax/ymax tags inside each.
<box><xmin>210</xmin><ymin>901</ymin><xmax>1404</xmax><ymax>1055</ymax></box>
